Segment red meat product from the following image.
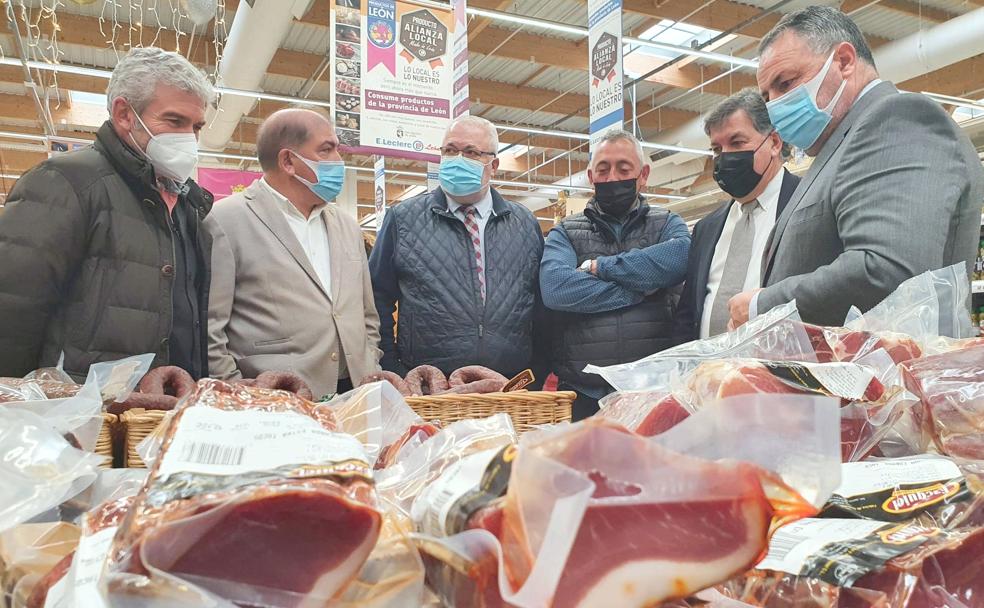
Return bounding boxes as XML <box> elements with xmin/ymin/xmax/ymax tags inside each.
<box><xmin>376</xmin><ymin>421</ymin><xmax>441</xmax><ymax>469</ymax></box>
<box><xmin>901</xmin><ymin>345</ymin><xmax>984</xmax><ymax>460</ymax></box>
<box><xmin>359</xmin><ymin>371</ymin><xmax>412</xmax><ymax>396</ymax></box>
<box><xmin>686</xmin><ymin>359</ymin><xmax>890</xmax><ymax>462</ymax></box>
<box><xmin>449</xmin><ymin>366</ymin><xmax>508</xmax><ymax>388</ymax></box>
<box><xmin>405</xmin><ymin>365</ymin><xmax>450</xmax><ymax>396</ymax></box>
<box><xmin>723</xmin><ymin>521</ymin><xmax>984</xmax><ymax>608</ymax></box>
<box><xmin>25</xmin><ymin>552</ymin><xmax>73</xmax><ymax>608</ymax></box>
<box><xmin>107</xmin><ymin>392</ymin><xmax>179</xmax><ymax>415</ymax></box>
<box><xmin>0</xmin><ymin>377</ymin><xmax>81</xmax><ymax>402</ymax></box>
<box><xmin>105</xmin><ymin>380</ymin><xmax>381</xmax><ymax>607</ymax></box>
<box><xmin>254</xmin><ymin>370</ymin><xmax>314</xmax><ymax>400</ymax></box>
<box><xmin>803</xmin><ymin>324</ymin><xmax>922</xmax><ymax>364</ymax></box>
<box><xmin>137</xmin><ymin>366</ymin><xmax>196</xmax><ymax>398</ymax></box>
<box><xmin>495</xmin><ymin>419</ymin><xmax>816</xmax><ymax>608</ymax></box>
<box><xmin>596</xmin><ymin>390</ymin><xmax>692</xmax><ymax>437</ymax></box>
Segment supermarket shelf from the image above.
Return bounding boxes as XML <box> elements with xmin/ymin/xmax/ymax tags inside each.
<box><xmin>974</xmin><ymin>280</ymin><xmax>984</xmax><ymax>294</ymax></box>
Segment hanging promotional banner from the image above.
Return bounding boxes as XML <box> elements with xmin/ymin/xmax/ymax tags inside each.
<box><xmin>450</xmin><ymin>0</ymin><xmax>470</xmax><ymax>120</ymax></box>
<box><xmin>374</xmin><ymin>155</ymin><xmax>386</xmax><ymax>231</ymax></box>
<box><xmin>197</xmin><ymin>168</ymin><xmax>263</xmax><ymax>201</ymax></box>
<box><xmin>331</xmin><ymin>0</ymin><xmax>460</xmax><ymax>162</ymax></box>
<box><xmin>587</xmin><ymin>0</ymin><xmax>624</xmax><ymax>152</ymax></box>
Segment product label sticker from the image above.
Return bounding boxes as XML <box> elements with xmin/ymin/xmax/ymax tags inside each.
<box><xmin>825</xmin><ymin>456</ymin><xmax>968</xmax><ymax>522</ymax></box>
<box><xmin>758</xmin><ymin>518</ymin><xmax>939</xmax><ymax>587</ymax></box>
<box><xmin>158</xmin><ymin>406</ymin><xmax>370</xmax><ymax>479</ymax></box>
<box><xmin>412</xmin><ymin>444</ymin><xmax>515</xmax><ymax>537</ymax></box>
<box><xmin>44</xmin><ymin>526</ymin><xmax>117</xmax><ymax>608</ymax></box>
<box><xmin>763</xmin><ymin>361</ymin><xmax>875</xmax><ymax>401</ymax></box>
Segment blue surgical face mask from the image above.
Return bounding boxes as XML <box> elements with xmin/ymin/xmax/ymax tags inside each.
<box><xmin>439</xmin><ymin>155</ymin><xmax>488</xmax><ymax>198</ymax></box>
<box><xmin>765</xmin><ymin>50</ymin><xmax>847</xmax><ymax>151</ymax></box>
<box><xmin>291</xmin><ymin>151</ymin><xmax>345</xmax><ymax>202</ymax></box>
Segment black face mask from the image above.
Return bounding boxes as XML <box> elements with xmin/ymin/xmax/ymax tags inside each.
<box><xmin>593</xmin><ymin>177</ymin><xmax>639</xmax><ymax>219</ymax></box>
<box><xmin>713</xmin><ymin>132</ymin><xmax>774</xmax><ymax>199</ymax></box>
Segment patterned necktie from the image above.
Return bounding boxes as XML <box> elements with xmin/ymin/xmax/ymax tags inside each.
<box><xmin>708</xmin><ymin>199</ymin><xmax>760</xmax><ymax>335</ymax></box>
<box><xmin>462</xmin><ymin>206</ymin><xmax>486</xmax><ymax>302</ymax></box>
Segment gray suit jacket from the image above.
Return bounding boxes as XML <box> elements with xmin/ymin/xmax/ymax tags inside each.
<box><xmin>205</xmin><ymin>180</ymin><xmax>382</xmax><ymax>398</ymax></box>
<box><xmin>760</xmin><ymin>81</ymin><xmax>984</xmax><ymax>325</ymax></box>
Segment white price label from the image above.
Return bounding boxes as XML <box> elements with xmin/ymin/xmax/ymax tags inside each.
<box><xmin>158</xmin><ymin>406</ymin><xmax>369</xmax><ymax>478</ymax></box>
<box><xmin>757</xmin><ymin>518</ymin><xmax>888</xmax><ymax>575</ymax></box>
<box><xmin>835</xmin><ymin>456</ymin><xmax>961</xmax><ymax>498</ymax></box>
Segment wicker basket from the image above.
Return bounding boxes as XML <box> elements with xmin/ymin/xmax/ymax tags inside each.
<box><xmin>95</xmin><ymin>413</ymin><xmax>117</xmax><ymax>468</ymax></box>
<box><xmin>405</xmin><ymin>391</ymin><xmax>574</xmax><ymax>433</ymax></box>
<box><xmin>120</xmin><ymin>409</ymin><xmax>169</xmax><ymax>468</ymax></box>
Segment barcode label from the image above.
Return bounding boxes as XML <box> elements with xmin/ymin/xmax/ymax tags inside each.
<box><xmin>157</xmin><ymin>406</ymin><xmax>369</xmax><ymax>479</ymax></box>
<box><xmin>763</xmin><ymin>530</ymin><xmax>801</xmax><ymax>562</ymax></box>
<box><xmin>179</xmin><ymin>442</ymin><xmax>246</xmax><ymax>467</ymax></box>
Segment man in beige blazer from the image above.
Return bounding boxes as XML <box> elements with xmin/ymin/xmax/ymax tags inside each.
<box><xmin>205</xmin><ymin>108</ymin><xmax>381</xmax><ymax>399</ymax></box>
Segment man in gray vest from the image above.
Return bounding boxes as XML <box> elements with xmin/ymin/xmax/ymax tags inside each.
<box><xmin>540</xmin><ymin>130</ymin><xmax>691</xmax><ymax>420</ymax></box>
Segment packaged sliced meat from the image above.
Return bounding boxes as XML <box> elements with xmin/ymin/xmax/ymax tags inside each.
<box><xmin>595</xmin><ymin>390</ymin><xmax>692</xmax><ymax>437</ymax></box>
<box><xmin>803</xmin><ymin>324</ymin><xmax>923</xmax><ymax>364</ymax></box>
<box><xmin>0</xmin><ymin>522</ymin><xmax>79</xmax><ymax>608</ymax></box>
<box><xmin>104</xmin><ymin>379</ymin><xmax>382</xmax><ymax>608</ymax></box>
<box><xmin>377</xmin><ymin>422</ymin><xmax>441</xmax><ymax>470</ymax></box>
<box><xmin>901</xmin><ymin>344</ymin><xmax>984</xmax><ymax>460</ymax></box>
<box><xmin>322</xmin><ymin>380</ymin><xmax>428</xmax><ymax>467</ymax></box>
<box><xmin>676</xmin><ymin>357</ymin><xmax>913</xmax><ymax>462</ymax></box>
<box><xmin>406</xmin><ymin>366</ymin><xmax>450</xmax><ymax>396</ymax></box>
<box><xmin>586</xmin><ymin>301</ymin><xmax>817</xmax><ymax>392</ymax></box>
<box><xmin>359</xmin><ymin>371</ymin><xmax>413</xmax><ymax>396</ymax></box>
<box><xmin>721</xmin><ymin>518</ymin><xmax>984</xmax><ymax>608</ymax></box>
<box><xmin>0</xmin><ymin>408</ymin><xmax>103</xmax><ymax>533</ymax></box>
<box><xmin>0</xmin><ymin>378</ymin><xmax>80</xmax><ymax>402</ymax></box>
<box><xmin>822</xmin><ymin>455</ymin><xmax>984</xmax><ymax>529</ymax></box>
<box><xmin>419</xmin><ymin>394</ymin><xmax>840</xmax><ymax>608</ymax></box>
<box><xmin>375</xmin><ymin>414</ymin><xmax>517</xmax><ymax>517</ymax></box>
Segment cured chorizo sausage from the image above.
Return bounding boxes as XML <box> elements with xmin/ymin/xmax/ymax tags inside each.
<box><xmin>137</xmin><ymin>366</ymin><xmax>196</xmax><ymax>398</ymax></box>
<box><xmin>254</xmin><ymin>371</ymin><xmax>315</xmax><ymax>401</ymax></box>
<box><xmin>448</xmin><ymin>366</ymin><xmax>508</xmax><ymax>388</ymax></box>
<box><xmin>107</xmin><ymin>392</ymin><xmax>179</xmax><ymax>415</ymax></box>
<box><xmin>359</xmin><ymin>371</ymin><xmax>412</xmax><ymax>396</ymax></box>
<box><xmin>405</xmin><ymin>365</ymin><xmax>450</xmax><ymax>396</ymax></box>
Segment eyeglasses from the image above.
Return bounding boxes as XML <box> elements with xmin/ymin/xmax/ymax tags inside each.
<box><xmin>440</xmin><ymin>145</ymin><xmax>496</xmax><ymax>162</ymax></box>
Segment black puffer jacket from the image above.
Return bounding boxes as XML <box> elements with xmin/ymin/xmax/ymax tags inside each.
<box><xmin>369</xmin><ymin>188</ymin><xmax>544</xmax><ymax>378</ymax></box>
<box><xmin>0</xmin><ymin>121</ymin><xmax>212</xmax><ymax>379</ymax></box>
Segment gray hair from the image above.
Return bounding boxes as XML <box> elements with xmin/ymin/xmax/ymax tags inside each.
<box><xmin>446</xmin><ymin>115</ymin><xmax>499</xmax><ymax>153</ymax></box>
<box><xmin>591</xmin><ymin>129</ymin><xmax>646</xmax><ymax>168</ymax></box>
<box><xmin>106</xmin><ymin>47</ymin><xmax>215</xmax><ymax>114</ymax></box>
<box><xmin>704</xmin><ymin>88</ymin><xmax>773</xmax><ymax>137</ymax></box>
<box><xmin>759</xmin><ymin>6</ymin><xmax>876</xmax><ymax>68</ymax></box>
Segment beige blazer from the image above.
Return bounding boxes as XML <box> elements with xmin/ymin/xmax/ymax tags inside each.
<box><xmin>205</xmin><ymin>179</ymin><xmax>381</xmax><ymax>398</ymax></box>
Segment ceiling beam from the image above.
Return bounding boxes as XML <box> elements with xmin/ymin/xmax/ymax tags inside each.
<box><xmin>900</xmin><ymin>55</ymin><xmax>984</xmax><ymax>97</ymax></box>
<box><xmin>839</xmin><ymin>0</ymin><xmax>952</xmax><ymax>24</ymax></box>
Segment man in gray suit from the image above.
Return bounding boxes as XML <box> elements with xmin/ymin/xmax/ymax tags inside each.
<box><xmin>206</xmin><ymin>108</ymin><xmax>382</xmax><ymax>399</ymax></box>
<box><xmin>728</xmin><ymin>6</ymin><xmax>984</xmax><ymax>328</ymax></box>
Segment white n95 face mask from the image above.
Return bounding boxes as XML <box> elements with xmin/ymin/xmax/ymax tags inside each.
<box><xmin>130</xmin><ymin>108</ymin><xmax>200</xmax><ymax>183</ymax></box>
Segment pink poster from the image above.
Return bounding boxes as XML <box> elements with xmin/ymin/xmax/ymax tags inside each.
<box><xmin>197</xmin><ymin>168</ymin><xmax>262</xmax><ymax>201</ymax></box>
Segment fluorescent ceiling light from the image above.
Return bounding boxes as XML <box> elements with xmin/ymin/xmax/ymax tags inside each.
<box><xmin>623</xmin><ymin>36</ymin><xmax>757</xmax><ymax>69</ymax></box>
<box><xmin>498</xmin><ymin>124</ymin><xmax>590</xmax><ymax>141</ymax></box>
<box><xmin>214</xmin><ymin>86</ymin><xmax>332</xmax><ymax>108</ymax></box>
<box><xmin>641</xmin><ymin>140</ymin><xmax>714</xmax><ymax>157</ymax></box>
<box><xmin>70</xmin><ymin>91</ymin><xmax>108</xmax><ymax>106</ymax></box>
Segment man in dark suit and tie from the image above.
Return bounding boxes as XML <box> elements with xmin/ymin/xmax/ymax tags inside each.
<box><xmin>674</xmin><ymin>89</ymin><xmax>800</xmax><ymax>343</ymax></box>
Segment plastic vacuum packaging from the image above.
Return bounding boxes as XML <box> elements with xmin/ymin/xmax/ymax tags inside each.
<box><xmin>585</xmin><ymin>301</ymin><xmax>817</xmax><ymax>392</ymax></box>
<box><xmin>901</xmin><ymin>344</ymin><xmax>984</xmax><ymax>460</ymax></box>
<box><xmin>0</xmin><ymin>408</ymin><xmax>103</xmax><ymax>534</ymax></box>
<box><xmin>103</xmin><ymin>379</ymin><xmax>383</xmax><ymax>608</ymax></box>
<box><xmin>416</xmin><ymin>393</ymin><xmax>841</xmax><ymax>608</ymax></box>
<box><xmin>375</xmin><ymin>414</ymin><xmax>518</xmax><ymax>518</ymax></box>
<box><xmin>322</xmin><ymin>381</ymin><xmax>435</xmax><ymax>468</ymax></box>
<box><xmin>0</xmin><ymin>522</ymin><xmax>79</xmax><ymax>608</ymax></box>
<box><xmin>717</xmin><ymin>518</ymin><xmax>984</xmax><ymax>608</ymax></box>
<box><xmin>822</xmin><ymin>455</ymin><xmax>984</xmax><ymax>529</ymax></box>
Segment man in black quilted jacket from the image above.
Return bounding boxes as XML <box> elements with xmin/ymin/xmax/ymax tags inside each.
<box><xmin>369</xmin><ymin>116</ymin><xmax>546</xmax><ymax>381</ymax></box>
<box><xmin>0</xmin><ymin>47</ymin><xmax>215</xmax><ymax>379</ymax></box>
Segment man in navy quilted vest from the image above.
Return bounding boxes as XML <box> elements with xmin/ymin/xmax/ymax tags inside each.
<box><xmin>369</xmin><ymin>116</ymin><xmax>545</xmax><ymax>382</ymax></box>
<box><xmin>540</xmin><ymin>130</ymin><xmax>691</xmax><ymax>420</ymax></box>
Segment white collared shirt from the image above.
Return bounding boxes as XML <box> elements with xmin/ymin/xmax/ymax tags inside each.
<box><xmin>700</xmin><ymin>168</ymin><xmax>785</xmax><ymax>338</ymax></box>
<box><xmin>260</xmin><ymin>178</ymin><xmax>332</xmax><ymax>296</ymax></box>
<box><xmin>446</xmin><ymin>189</ymin><xmax>495</xmax><ymax>286</ymax></box>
